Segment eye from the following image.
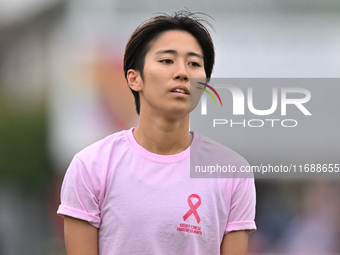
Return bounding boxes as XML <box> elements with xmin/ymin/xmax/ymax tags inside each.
<box><xmin>160</xmin><ymin>59</ymin><xmax>173</xmax><ymax>64</ymax></box>
<box><xmin>189</xmin><ymin>62</ymin><xmax>201</xmax><ymax>67</ymax></box>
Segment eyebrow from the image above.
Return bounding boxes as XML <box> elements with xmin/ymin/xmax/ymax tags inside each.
<box><xmin>155</xmin><ymin>49</ymin><xmax>203</xmax><ymax>59</ymax></box>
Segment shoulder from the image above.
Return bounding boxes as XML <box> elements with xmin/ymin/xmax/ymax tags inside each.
<box><xmin>192</xmin><ymin>132</ymin><xmax>252</xmax><ymax>179</ymax></box>
<box><xmin>194</xmin><ymin>132</ymin><xmax>249</xmax><ymax>166</ymax></box>
<box><xmin>75</xmin><ymin>129</ymin><xmax>130</xmax><ymax>163</ymax></box>
<box><xmin>66</xmin><ymin>129</ymin><xmax>132</xmax><ymax>180</ymax></box>
<box><xmin>63</xmin><ymin>129</ymin><xmax>132</xmax><ymax>191</ymax></box>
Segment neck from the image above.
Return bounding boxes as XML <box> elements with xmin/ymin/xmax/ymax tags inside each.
<box><xmin>133</xmin><ymin>112</ymin><xmax>191</xmax><ymax>155</ymax></box>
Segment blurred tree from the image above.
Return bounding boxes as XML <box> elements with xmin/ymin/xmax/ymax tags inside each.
<box><xmin>0</xmin><ymin>94</ymin><xmax>51</xmax><ymax>193</ymax></box>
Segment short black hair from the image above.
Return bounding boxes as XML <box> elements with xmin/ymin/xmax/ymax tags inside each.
<box><xmin>123</xmin><ymin>10</ymin><xmax>215</xmax><ymax>115</ymax></box>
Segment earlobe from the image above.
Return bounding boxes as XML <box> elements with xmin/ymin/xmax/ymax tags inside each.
<box><xmin>127</xmin><ymin>69</ymin><xmax>142</xmax><ymax>92</ymax></box>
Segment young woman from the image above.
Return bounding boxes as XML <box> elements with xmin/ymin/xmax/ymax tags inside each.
<box><xmin>58</xmin><ymin>10</ymin><xmax>256</xmax><ymax>255</ymax></box>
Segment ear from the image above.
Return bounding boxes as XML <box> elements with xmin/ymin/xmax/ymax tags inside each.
<box><xmin>127</xmin><ymin>69</ymin><xmax>143</xmax><ymax>92</ymax></box>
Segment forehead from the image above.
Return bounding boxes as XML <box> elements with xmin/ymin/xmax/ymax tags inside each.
<box><xmin>146</xmin><ymin>30</ymin><xmax>203</xmax><ymax>55</ymax></box>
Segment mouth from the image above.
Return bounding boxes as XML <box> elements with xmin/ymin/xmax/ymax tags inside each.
<box><xmin>170</xmin><ymin>86</ymin><xmax>190</xmax><ymax>95</ymax></box>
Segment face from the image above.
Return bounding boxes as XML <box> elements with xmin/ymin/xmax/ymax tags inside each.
<box><xmin>128</xmin><ymin>30</ymin><xmax>206</xmax><ymax>119</ymax></box>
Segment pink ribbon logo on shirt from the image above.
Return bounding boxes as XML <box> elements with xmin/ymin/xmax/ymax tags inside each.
<box><xmin>183</xmin><ymin>194</ymin><xmax>201</xmax><ymax>224</ymax></box>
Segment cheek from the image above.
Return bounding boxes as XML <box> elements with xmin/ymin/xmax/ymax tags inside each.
<box><xmin>145</xmin><ymin>72</ymin><xmax>166</xmax><ymax>94</ymax></box>
<box><xmin>189</xmin><ymin>66</ymin><xmax>206</xmax><ymax>78</ymax></box>
<box><xmin>194</xmin><ymin>70</ymin><xmax>207</xmax><ymax>79</ymax></box>
<box><xmin>149</xmin><ymin>71</ymin><xmax>167</xmax><ymax>83</ymax></box>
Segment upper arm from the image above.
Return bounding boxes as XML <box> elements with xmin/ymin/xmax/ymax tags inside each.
<box><xmin>64</xmin><ymin>215</ymin><xmax>99</xmax><ymax>255</ymax></box>
<box><xmin>225</xmin><ymin>176</ymin><xmax>256</xmax><ymax>234</ymax></box>
<box><xmin>220</xmin><ymin>230</ymin><xmax>249</xmax><ymax>255</ymax></box>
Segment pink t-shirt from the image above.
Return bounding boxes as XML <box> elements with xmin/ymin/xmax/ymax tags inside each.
<box><xmin>57</xmin><ymin>128</ymin><xmax>256</xmax><ymax>254</ymax></box>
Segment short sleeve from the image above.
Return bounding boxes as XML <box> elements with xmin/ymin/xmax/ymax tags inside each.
<box><xmin>57</xmin><ymin>156</ymin><xmax>101</xmax><ymax>228</ymax></box>
<box><xmin>225</xmin><ymin>176</ymin><xmax>256</xmax><ymax>234</ymax></box>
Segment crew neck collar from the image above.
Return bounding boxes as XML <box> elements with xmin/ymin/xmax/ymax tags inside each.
<box><xmin>125</xmin><ymin>127</ymin><xmax>200</xmax><ymax>163</ymax></box>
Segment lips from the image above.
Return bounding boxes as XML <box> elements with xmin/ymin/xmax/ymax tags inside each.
<box><xmin>170</xmin><ymin>85</ymin><xmax>190</xmax><ymax>95</ymax></box>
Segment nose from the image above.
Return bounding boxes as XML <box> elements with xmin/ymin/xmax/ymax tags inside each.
<box><xmin>174</xmin><ymin>61</ymin><xmax>189</xmax><ymax>81</ymax></box>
